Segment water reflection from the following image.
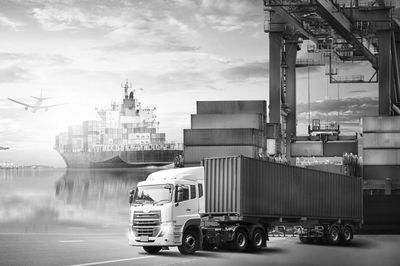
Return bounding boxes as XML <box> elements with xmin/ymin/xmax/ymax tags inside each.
<box><xmin>55</xmin><ymin>168</ymin><xmax>154</xmax><ymax>210</ymax></box>
<box><xmin>0</xmin><ymin>168</ymin><xmax>159</xmax><ymax>233</ymax></box>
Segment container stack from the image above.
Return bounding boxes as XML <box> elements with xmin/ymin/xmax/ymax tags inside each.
<box><xmin>361</xmin><ymin>116</ymin><xmax>400</xmax><ymax>233</ymax></box>
<box><xmin>68</xmin><ymin>125</ymin><xmax>83</xmax><ymax>152</ymax></box>
<box><xmin>183</xmin><ymin>101</ymin><xmax>267</xmax><ymax>166</ymax></box>
<box><xmin>362</xmin><ymin>116</ymin><xmax>400</xmax><ymax>184</ymax></box>
<box><xmin>83</xmin><ymin>120</ymin><xmax>101</xmax><ymax>152</ymax></box>
<box><xmin>55</xmin><ymin>132</ymin><xmax>69</xmax><ymax>152</ymax></box>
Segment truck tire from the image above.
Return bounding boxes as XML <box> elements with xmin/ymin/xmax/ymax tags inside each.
<box><xmin>341</xmin><ymin>225</ymin><xmax>353</xmax><ymax>244</ymax></box>
<box><xmin>328</xmin><ymin>225</ymin><xmax>340</xmax><ymax>245</ymax></box>
<box><xmin>178</xmin><ymin>230</ymin><xmax>199</xmax><ymax>255</ymax></box>
<box><xmin>233</xmin><ymin>229</ymin><xmax>248</xmax><ymax>252</ymax></box>
<box><xmin>143</xmin><ymin>246</ymin><xmax>162</xmax><ymax>254</ymax></box>
<box><xmin>250</xmin><ymin>229</ymin><xmax>264</xmax><ymax>250</ymax></box>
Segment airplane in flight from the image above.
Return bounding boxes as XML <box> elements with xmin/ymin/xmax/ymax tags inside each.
<box><xmin>8</xmin><ymin>91</ymin><xmax>67</xmax><ymax>113</ymax></box>
<box><xmin>0</xmin><ymin>146</ymin><xmax>9</xmax><ymax>150</ymax></box>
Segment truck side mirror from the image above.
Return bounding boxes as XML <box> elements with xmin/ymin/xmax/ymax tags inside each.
<box><xmin>129</xmin><ymin>188</ymin><xmax>135</xmax><ymax>204</ymax></box>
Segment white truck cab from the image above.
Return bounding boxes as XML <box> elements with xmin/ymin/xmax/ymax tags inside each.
<box><xmin>128</xmin><ymin>167</ymin><xmax>205</xmax><ymax>254</ymax></box>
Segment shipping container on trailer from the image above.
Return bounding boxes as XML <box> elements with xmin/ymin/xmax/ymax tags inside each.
<box><xmin>202</xmin><ymin>156</ymin><xmax>362</xmax><ymax>221</ymax></box>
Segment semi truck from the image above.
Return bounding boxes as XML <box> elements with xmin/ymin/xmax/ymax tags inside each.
<box><xmin>128</xmin><ymin>156</ymin><xmax>362</xmax><ymax>254</ymax></box>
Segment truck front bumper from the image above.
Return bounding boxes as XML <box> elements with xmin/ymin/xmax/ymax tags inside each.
<box><xmin>128</xmin><ymin>223</ymin><xmax>178</xmax><ymax>247</ymax></box>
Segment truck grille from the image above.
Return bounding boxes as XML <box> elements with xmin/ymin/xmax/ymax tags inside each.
<box><xmin>132</xmin><ymin>211</ymin><xmax>161</xmax><ymax>237</ymax></box>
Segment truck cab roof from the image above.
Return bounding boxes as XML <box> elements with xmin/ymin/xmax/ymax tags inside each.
<box><xmin>138</xmin><ymin>167</ymin><xmax>204</xmax><ymax>186</ymax></box>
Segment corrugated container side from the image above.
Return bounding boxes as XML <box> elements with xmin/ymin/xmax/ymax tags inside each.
<box><xmin>184</xmin><ymin>129</ymin><xmax>264</xmax><ymax>147</ymax></box>
<box><xmin>363</xmin><ymin>133</ymin><xmax>400</xmax><ymax>148</ymax></box>
<box><xmin>191</xmin><ymin>114</ymin><xmax>264</xmax><ymax>130</ymax></box>
<box><xmin>203</xmin><ymin>156</ymin><xmax>362</xmax><ymax>221</ymax></box>
<box><xmin>197</xmin><ymin>101</ymin><xmax>266</xmax><ymax>115</ymax></box>
<box><xmin>291</xmin><ymin>141</ymin><xmax>323</xmax><ymax>157</ymax></box>
<box><xmin>184</xmin><ymin>146</ymin><xmax>260</xmax><ymax>164</ymax></box>
<box><xmin>203</xmin><ymin>157</ymin><xmax>241</xmax><ymax>214</ymax></box>
<box><xmin>363</xmin><ymin>149</ymin><xmax>400</xmax><ymax>165</ymax></box>
<box><xmin>323</xmin><ymin>141</ymin><xmax>358</xmax><ymax>156</ymax></box>
<box><xmin>362</xmin><ymin>116</ymin><xmax>400</xmax><ymax>132</ymax></box>
<box><xmin>363</xmin><ymin>165</ymin><xmax>400</xmax><ymax>182</ymax></box>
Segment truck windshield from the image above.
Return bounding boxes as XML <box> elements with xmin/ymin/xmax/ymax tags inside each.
<box><xmin>133</xmin><ymin>184</ymin><xmax>173</xmax><ymax>205</ymax></box>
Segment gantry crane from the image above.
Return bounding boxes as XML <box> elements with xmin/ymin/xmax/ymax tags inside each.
<box><xmin>264</xmin><ymin>0</ymin><xmax>400</xmax><ymax>159</ymax></box>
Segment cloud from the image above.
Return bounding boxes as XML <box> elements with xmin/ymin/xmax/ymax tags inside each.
<box><xmin>0</xmin><ymin>66</ymin><xmax>33</xmax><ymax>83</ymax></box>
<box><xmin>195</xmin><ymin>0</ymin><xmax>261</xmax><ymax>32</ymax></box>
<box><xmin>31</xmin><ymin>4</ymin><xmax>118</xmax><ymax>31</ymax></box>
<box><xmin>297</xmin><ymin>97</ymin><xmax>378</xmax><ymax>123</ymax></box>
<box><xmin>0</xmin><ymin>14</ymin><xmax>24</xmax><ymax>31</ymax></box>
<box><xmin>222</xmin><ymin>60</ymin><xmax>268</xmax><ymax>80</ymax></box>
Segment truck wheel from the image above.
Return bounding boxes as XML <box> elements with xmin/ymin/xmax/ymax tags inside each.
<box><xmin>250</xmin><ymin>229</ymin><xmax>264</xmax><ymax>250</ymax></box>
<box><xmin>178</xmin><ymin>230</ymin><xmax>199</xmax><ymax>255</ymax></box>
<box><xmin>341</xmin><ymin>225</ymin><xmax>353</xmax><ymax>244</ymax></box>
<box><xmin>328</xmin><ymin>225</ymin><xmax>340</xmax><ymax>245</ymax></box>
<box><xmin>143</xmin><ymin>246</ymin><xmax>162</xmax><ymax>254</ymax></box>
<box><xmin>233</xmin><ymin>229</ymin><xmax>248</xmax><ymax>252</ymax></box>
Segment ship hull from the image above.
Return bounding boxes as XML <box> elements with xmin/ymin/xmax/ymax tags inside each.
<box><xmin>59</xmin><ymin>150</ymin><xmax>183</xmax><ymax>168</ymax></box>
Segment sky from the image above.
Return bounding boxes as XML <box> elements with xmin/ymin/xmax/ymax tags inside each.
<box><xmin>0</xmin><ymin>0</ymin><xmax>382</xmax><ymax>167</ymax></box>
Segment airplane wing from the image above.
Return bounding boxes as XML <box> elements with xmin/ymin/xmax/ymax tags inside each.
<box><xmin>40</xmin><ymin>103</ymin><xmax>68</xmax><ymax>109</ymax></box>
<box><xmin>8</xmin><ymin>98</ymin><xmax>34</xmax><ymax>108</ymax></box>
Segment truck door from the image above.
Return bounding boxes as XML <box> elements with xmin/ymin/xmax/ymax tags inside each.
<box><xmin>173</xmin><ymin>183</ymin><xmax>200</xmax><ymax>234</ymax></box>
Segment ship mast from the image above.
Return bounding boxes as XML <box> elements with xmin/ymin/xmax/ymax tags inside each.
<box><xmin>122</xmin><ymin>79</ymin><xmax>132</xmax><ymax>99</ymax></box>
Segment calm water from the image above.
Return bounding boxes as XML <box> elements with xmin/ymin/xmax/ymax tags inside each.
<box><xmin>0</xmin><ymin>168</ymin><xmax>160</xmax><ymax>233</ymax></box>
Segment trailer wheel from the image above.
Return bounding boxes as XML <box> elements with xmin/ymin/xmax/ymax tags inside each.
<box><xmin>250</xmin><ymin>229</ymin><xmax>264</xmax><ymax>250</ymax></box>
<box><xmin>328</xmin><ymin>225</ymin><xmax>340</xmax><ymax>245</ymax></box>
<box><xmin>143</xmin><ymin>246</ymin><xmax>162</xmax><ymax>254</ymax></box>
<box><xmin>233</xmin><ymin>229</ymin><xmax>248</xmax><ymax>252</ymax></box>
<box><xmin>178</xmin><ymin>230</ymin><xmax>199</xmax><ymax>255</ymax></box>
<box><xmin>341</xmin><ymin>225</ymin><xmax>353</xmax><ymax>244</ymax></box>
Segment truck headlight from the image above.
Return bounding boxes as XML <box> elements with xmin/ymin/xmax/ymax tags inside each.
<box><xmin>158</xmin><ymin>222</ymin><xmax>173</xmax><ymax>238</ymax></box>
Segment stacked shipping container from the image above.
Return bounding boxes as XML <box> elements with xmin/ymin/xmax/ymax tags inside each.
<box><xmin>362</xmin><ymin>116</ymin><xmax>400</xmax><ymax>183</ymax></box>
<box><xmin>183</xmin><ymin>101</ymin><xmax>267</xmax><ymax>165</ymax></box>
<box><xmin>361</xmin><ymin>116</ymin><xmax>400</xmax><ymax>233</ymax></box>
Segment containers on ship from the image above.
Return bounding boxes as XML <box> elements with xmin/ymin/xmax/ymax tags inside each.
<box><xmin>191</xmin><ymin>114</ymin><xmax>265</xmax><ymax>130</ymax></box>
<box><xmin>151</xmin><ymin>133</ymin><xmax>165</xmax><ymax>144</ymax></box>
<box><xmin>184</xmin><ymin>129</ymin><xmax>264</xmax><ymax>147</ymax></box>
<box><xmin>55</xmin><ymin>132</ymin><xmax>69</xmax><ymax>151</ymax></box>
<box><xmin>202</xmin><ymin>156</ymin><xmax>362</xmax><ymax>221</ymax></box>
<box><xmin>83</xmin><ymin>120</ymin><xmax>100</xmax><ymax>135</ymax></box>
<box><xmin>68</xmin><ymin>125</ymin><xmax>83</xmax><ymax>137</ymax></box>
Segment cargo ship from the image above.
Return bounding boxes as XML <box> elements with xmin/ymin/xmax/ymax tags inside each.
<box><xmin>55</xmin><ymin>81</ymin><xmax>182</xmax><ymax>168</ymax></box>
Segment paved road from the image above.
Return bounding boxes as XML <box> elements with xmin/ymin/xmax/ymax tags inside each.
<box><xmin>1</xmin><ymin>227</ymin><xmax>399</xmax><ymax>266</ymax></box>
